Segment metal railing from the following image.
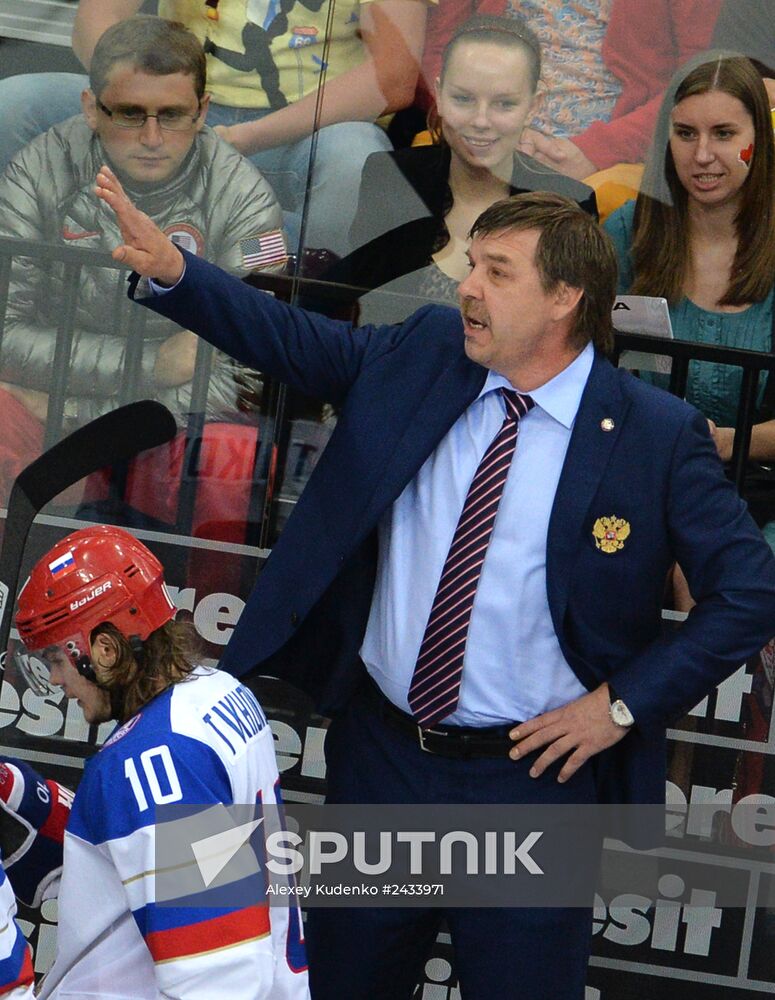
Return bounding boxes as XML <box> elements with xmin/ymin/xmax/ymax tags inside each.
<box><xmin>611</xmin><ymin>332</ymin><xmax>775</xmax><ymax>495</ymax></box>
<box><xmin>2</xmin><ymin>232</ymin><xmax>772</xmax><ymax>538</ymax></box>
<box><xmin>249</xmin><ymin>262</ymin><xmax>775</xmax><ymax>507</ymax></box>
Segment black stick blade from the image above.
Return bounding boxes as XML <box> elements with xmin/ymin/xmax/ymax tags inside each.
<box><xmin>13</xmin><ymin>400</ymin><xmax>177</xmax><ymax>513</ymax></box>
<box><xmin>0</xmin><ymin>400</ymin><xmax>177</xmax><ymax>656</ymax></box>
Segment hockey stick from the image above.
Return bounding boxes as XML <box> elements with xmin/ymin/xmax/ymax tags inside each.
<box><xmin>0</xmin><ymin>399</ymin><xmax>177</xmax><ymax>657</ymax></box>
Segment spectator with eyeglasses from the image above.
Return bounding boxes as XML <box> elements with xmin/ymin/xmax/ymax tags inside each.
<box><xmin>0</xmin><ymin>0</ymin><xmax>428</xmax><ymax>257</ymax></box>
<box><xmin>0</xmin><ymin>15</ymin><xmax>284</xmax><ymax>521</ymax></box>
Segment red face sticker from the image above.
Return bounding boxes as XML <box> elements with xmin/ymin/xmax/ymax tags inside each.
<box><xmin>738</xmin><ymin>142</ymin><xmax>754</xmax><ymax>167</ymax></box>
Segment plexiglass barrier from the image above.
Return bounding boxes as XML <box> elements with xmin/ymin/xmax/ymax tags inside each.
<box><xmin>0</xmin><ymin>2</ymin><xmax>774</xmax><ymax>995</ymax></box>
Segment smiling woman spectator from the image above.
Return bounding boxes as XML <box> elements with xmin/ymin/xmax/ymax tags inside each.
<box><xmin>327</xmin><ymin>15</ymin><xmax>595</xmax><ymax>321</ymax></box>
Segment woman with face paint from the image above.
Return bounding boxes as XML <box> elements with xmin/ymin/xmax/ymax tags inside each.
<box><xmin>604</xmin><ymin>54</ymin><xmax>775</xmax><ymax>555</ymax></box>
<box><xmin>321</xmin><ymin>14</ymin><xmax>596</xmax><ymax>322</ymax></box>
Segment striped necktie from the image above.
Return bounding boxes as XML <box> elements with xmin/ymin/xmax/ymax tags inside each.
<box><xmin>408</xmin><ymin>388</ymin><xmax>535</xmax><ymax>728</ymax></box>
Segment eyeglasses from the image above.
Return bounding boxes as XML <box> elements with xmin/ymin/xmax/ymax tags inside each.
<box><xmin>96</xmin><ymin>98</ymin><xmax>201</xmax><ymax>131</ymax></box>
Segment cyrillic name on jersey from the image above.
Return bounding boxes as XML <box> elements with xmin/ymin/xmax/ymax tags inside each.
<box><xmin>202</xmin><ymin>685</ymin><xmax>267</xmax><ymax>754</ymax></box>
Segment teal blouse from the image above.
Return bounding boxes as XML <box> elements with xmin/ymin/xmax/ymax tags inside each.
<box><xmin>604</xmin><ymin>200</ymin><xmax>774</xmax><ymax>427</ymax></box>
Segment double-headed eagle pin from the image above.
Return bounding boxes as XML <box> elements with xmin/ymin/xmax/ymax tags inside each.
<box><xmin>592</xmin><ymin>516</ymin><xmax>630</xmax><ymax>553</ymax></box>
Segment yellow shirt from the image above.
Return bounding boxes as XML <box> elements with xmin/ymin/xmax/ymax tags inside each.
<box><xmin>160</xmin><ymin>0</ymin><xmax>366</xmax><ymax>109</ymax></box>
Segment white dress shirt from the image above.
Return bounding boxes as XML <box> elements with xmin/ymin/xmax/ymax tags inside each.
<box><xmin>361</xmin><ymin>343</ymin><xmax>594</xmax><ymax>726</ymax></box>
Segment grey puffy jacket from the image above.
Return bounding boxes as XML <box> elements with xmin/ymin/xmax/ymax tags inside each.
<box><xmin>0</xmin><ymin>116</ymin><xmax>283</xmax><ymax>424</ymax></box>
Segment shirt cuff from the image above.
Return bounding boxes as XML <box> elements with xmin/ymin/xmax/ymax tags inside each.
<box><xmin>148</xmin><ymin>261</ymin><xmax>187</xmax><ymax>295</ymax></box>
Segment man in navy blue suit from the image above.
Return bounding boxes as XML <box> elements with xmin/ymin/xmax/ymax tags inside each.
<box><xmin>97</xmin><ymin>166</ymin><xmax>775</xmax><ymax>999</ymax></box>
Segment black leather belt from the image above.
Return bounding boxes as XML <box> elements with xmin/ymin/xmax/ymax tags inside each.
<box><xmin>363</xmin><ymin>674</ymin><xmax>517</xmax><ymax>760</ymax></box>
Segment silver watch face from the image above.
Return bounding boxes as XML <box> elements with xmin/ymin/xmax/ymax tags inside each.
<box><xmin>610</xmin><ymin>699</ymin><xmax>635</xmax><ymax>727</ymax></box>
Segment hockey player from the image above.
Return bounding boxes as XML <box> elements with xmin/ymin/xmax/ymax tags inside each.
<box><xmin>6</xmin><ymin>524</ymin><xmax>308</xmax><ymax>999</ymax></box>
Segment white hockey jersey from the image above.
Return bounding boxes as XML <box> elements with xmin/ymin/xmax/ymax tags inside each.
<box><xmin>0</xmin><ymin>859</ymin><xmax>34</xmax><ymax>999</ymax></box>
<box><xmin>37</xmin><ymin>667</ymin><xmax>309</xmax><ymax>1000</ymax></box>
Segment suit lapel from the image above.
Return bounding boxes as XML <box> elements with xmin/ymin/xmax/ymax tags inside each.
<box><xmin>360</xmin><ymin>351</ymin><xmax>487</xmax><ymax>526</ymax></box>
<box><xmin>547</xmin><ymin>355</ymin><xmax>630</xmax><ymax>636</ymax></box>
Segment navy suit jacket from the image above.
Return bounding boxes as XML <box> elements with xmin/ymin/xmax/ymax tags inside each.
<box><xmin>132</xmin><ymin>251</ymin><xmax>775</xmax><ymax>805</ymax></box>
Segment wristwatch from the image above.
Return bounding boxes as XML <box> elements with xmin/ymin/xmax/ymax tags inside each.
<box><xmin>608</xmin><ymin>685</ymin><xmax>635</xmax><ymax>728</ymax></box>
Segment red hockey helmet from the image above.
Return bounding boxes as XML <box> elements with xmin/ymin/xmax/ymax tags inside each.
<box><xmin>14</xmin><ymin>526</ymin><xmax>176</xmax><ymax>694</ymax></box>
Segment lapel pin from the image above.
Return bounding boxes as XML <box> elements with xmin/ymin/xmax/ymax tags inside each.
<box><xmin>601</xmin><ymin>418</ymin><xmax>615</xmax><ymax>432</ymax></box>
<box><xmin>593</xmin><ymin>516</ymin><xmax>631</xmax><ymax>553</ymax></box>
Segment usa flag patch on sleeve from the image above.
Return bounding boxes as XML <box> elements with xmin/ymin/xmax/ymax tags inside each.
<box><xmin>240</xmin><ymin>229</ymin><xmax>288</xmax><ymax>271</ymax></box>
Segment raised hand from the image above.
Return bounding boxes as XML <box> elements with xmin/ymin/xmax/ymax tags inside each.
<box><xmin>95</xmin><ymin>164</ymin><xmax>185</xmax><ymax>285</ymax></box>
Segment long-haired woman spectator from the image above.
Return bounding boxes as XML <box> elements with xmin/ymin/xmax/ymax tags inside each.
<box><xmin>327</xmin><ymin>15</ymin><xmax>596</xmax><ymax>321</ymax></box>
<box><xmin>604</xmin><ymin>53</ymin><xmax>775</xmax><ymax>566</ymax></box>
